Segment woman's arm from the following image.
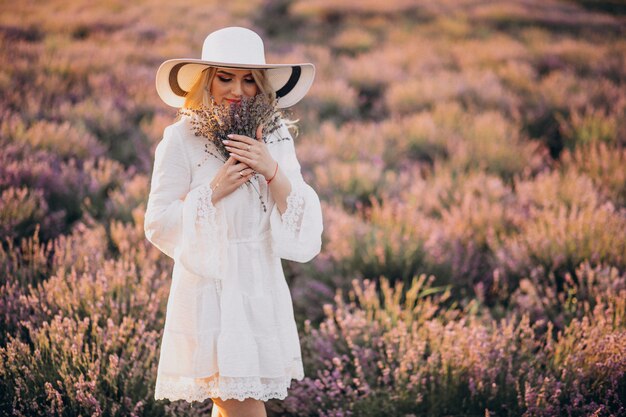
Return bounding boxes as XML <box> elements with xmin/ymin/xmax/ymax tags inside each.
<box><xmin>144</xmin><ymin>125</ymin><xmax>190</xmax><ymax>259</ymax></box>
<box><xmin>266</xmin><ymin>160</ymin><xmax>292</xmax><ymax>215</ymax></box>
<box><xmin>145</xmin><ymin>123</ymin><xmax>228</xmax><ymax>279</ymax></box>
<box><xmin>267</xmin><ymin>124</ymin><xmax>324</xmax><ymax>263</ymax></box>
<box><xmin>221</xmin><ymin>120</ymin><xmax>323</xmax><ymax>263</ymax></box>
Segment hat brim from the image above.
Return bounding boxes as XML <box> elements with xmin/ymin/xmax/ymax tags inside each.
<box><xmin>155</xmin><ymin>58</ymin><xmax>315</xmax><ymax>109</ymax></box>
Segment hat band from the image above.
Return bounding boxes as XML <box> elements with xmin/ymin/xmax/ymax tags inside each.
<box><xmin>169</xmin><ymin>63</ymin><xmax>189</xmax><ymax>97</ymax></box>
<box><xmin>275</xmin><ymin>66</ymin><xmax>301</xmax><ymax>98</ymax></box>
<box><xmin>169</xmin><ymin>63</ymin><xmax>302</xmax><ymax>99</ymax></box>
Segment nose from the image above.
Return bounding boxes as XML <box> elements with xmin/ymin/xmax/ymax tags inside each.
<box><xmin>231</xmin><ymin>80</ymin><xmax>243</xmax><ymax>97</ymax></box>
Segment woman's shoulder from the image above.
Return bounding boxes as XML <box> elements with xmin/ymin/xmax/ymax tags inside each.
<box><xmin>161</xmin><ymin>114</ymin><xmax>205</xmax><ymax>151</ymax></box>
<box><xmin>154</xmin><ymin>115</ymin><xmax>205</xmax><ymax>166</ymax></box>
<box><xmin>164</xmin><ymin>114</ymin><xmax>195</xmax><ymax>138</ymax></box>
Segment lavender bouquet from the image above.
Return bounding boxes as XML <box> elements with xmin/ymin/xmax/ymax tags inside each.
<box><xmin>177</xmin><ymin>94</ymin><xmax>284</xmax><ymax>212</ymax></box>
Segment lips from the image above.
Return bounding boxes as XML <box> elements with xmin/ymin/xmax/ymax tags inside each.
<box><xmin>225</xmin><ymin>98</ymin><xmax>241</xmax><ymax>103</ymax></box>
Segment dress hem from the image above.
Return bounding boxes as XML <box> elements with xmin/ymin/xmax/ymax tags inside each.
<box><xmin>154</xmin><ymin>369</ymin><xmax>305</xmax><ymax>403</ymax></box>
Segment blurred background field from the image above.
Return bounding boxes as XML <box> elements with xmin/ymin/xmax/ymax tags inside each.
<box><xmin>0</xmin><ymin>0</ymin><xmax>625</xmax><ymax>416</ymax></box>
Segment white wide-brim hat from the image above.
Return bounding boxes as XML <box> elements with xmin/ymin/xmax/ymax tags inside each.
<box><xmin>155</xmin><ymin>26</ymin><xmax>315</xmax><ymax>109</ymax></box>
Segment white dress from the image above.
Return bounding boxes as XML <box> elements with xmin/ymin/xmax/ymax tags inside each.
<box><xmin>143</xmin><ymin>114</ymin><xmax>323</xmax><ymax>403</ymax></box>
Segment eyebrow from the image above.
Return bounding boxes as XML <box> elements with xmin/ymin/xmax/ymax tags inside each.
<box><xmin>216</xmin><ymin>70</ymin><xmax>253</xmax><ymax>77</ymax></box>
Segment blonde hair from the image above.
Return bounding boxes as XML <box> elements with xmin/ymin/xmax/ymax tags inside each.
<box><xmin>175</xmin><ymin>66</ymin><xmax>298</xmax><ymax>135</ymax></box>
<box><xmin>181</xmin><ymin>66</ymin><xmax>217</xmax><ymax>109</ymax></box>
<box><xmin>180</xmin><ymin>67</ymin><xmax>274</xmax><ymax>109</ymax></box>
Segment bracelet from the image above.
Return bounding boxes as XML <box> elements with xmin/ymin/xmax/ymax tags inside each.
<box><xmin>266</xmin><ymin>161</ymin><xmax>279</xmax><ymax>184</ymax></box>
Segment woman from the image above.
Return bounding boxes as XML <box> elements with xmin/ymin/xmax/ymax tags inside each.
<box><xmin>145</xmin><ymin>27</ymin><xmax>323</xmax><ymax>417</ymax></box>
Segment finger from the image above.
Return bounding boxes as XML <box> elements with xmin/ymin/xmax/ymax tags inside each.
<box><xmin>226</xmin><ymin>148</ymin><xmax>251</xmax><ymax>161</ymax></box>
<box><xmin>233</xmin><ymin>157</ymin><xmax>247</xmax><ymax>164</ymax></box>
<box><xmin>230</xmin><ymin>152</ymin><xmax>254</xmax><ymax>166</ymax></box>
<box><xmin>225</xmin><ymin>145</ymin><xmax>253</xmax><ymax>157</ymax></box>
<box><xmin>224</xmin><ymin>139</ymin><xmax>246</xmax><ymax>149</ymax></box>
<box><xmin>234</xmin><ymin>167</ymin><xmax>252</xmax><ymax>175</ymax></box>
<box><xmin>216</xmin><ymin>157</ymin><xmax>235</xmax><ymax>183</ymax></box>
<box><xmin>226</xmin><ymin>134</ymin><xmax>255</xmax><ymax>144</ymax></box>
<box><xmin>230</xmin><ymin>162</ymin><xmax>252</xmax><ymax>175</ymax></box>
<box><xmin>234</xmin><ymin>171</ymin><xmax>254</xmax><ymax>182</ymax></box>
<box><xmin>231</xmin><ymin>163</ymin><xmax>253</xmax><ymax>174</ymax></box>
<box><xmin>237</xmin><ymin>169</ymin><xmax>254</xmax><ymax>180</ymax></box>
<box><xmin>256</xmin><ymin>124</ymin><xmax>264</xmax><ymax>141</ymax></box>
<box><xmin>233</xmin><ymin>163</ymin><xmax>251</xmax><ymax>170</ymax></box>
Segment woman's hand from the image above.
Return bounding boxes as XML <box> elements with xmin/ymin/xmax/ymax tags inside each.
<box><xmin>209</xmin><ymin>156</ymin><xmax>255</xmax><ymax>204</ymax></box>
<box><xmin>223</xmin><ymin>125</ymin><xmax>277</xmax><ymax>180</ymax></box>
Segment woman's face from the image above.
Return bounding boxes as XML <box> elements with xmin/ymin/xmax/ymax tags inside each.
<box><xmin>209</xmin><ymin>67</ymin><xmax>259</xmax><ymax>105</ymax></box>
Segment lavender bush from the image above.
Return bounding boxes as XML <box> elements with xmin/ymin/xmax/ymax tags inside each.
<box><xmin>275</xmin><ymin>273</ymin><xmax>625</xmax><ymax>416</ymax></box>
<box><xmin>1</xmin><ymin>0</ymin><xmax>625</xmax><ymax>415</ymax></box>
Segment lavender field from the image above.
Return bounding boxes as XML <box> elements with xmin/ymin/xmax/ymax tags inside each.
<box><xmin>1</xmin><ymin>0</ymin><xmax>625</xmax><ymax>416</ymax></box>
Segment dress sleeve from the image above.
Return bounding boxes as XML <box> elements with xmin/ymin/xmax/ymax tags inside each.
<box><xmin>144</xmin><ymin>125</ymin><xmax>227</xmax><ymax>280</ymax></box>
<box><xmin>268</xmin><ymin>123</ymin><xmax>324</xmax><ymax>263</ymax></box>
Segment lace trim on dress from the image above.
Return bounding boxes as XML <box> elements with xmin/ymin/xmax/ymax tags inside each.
<box><xmin>281</xmin><ymin>185</ymin><xmax>305</xmax><ymax>235</ymax></box>
<box><xmin>197</xmin><ymin>185</ymin><xmax>216</xmax><ymax>224</ymax></box>
<box><xmin>155</xmin><ymin>365</ymin><xmax>305</xmax><ymax>403</ymax></box>
<box><xmin>177</xmin><ymin>183</ymin><xmax>227</xmax><ymax>282</ymax></box>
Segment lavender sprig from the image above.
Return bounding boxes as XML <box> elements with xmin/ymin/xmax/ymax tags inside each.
<box><xmin>178</xmin><ymin>94</ymin><xmax>282</xmax><ymax>161</ymax></box>
<box><xmin>177</xmin><ymin>94</ymin><xmax>283</xmax><ymax>212</ymax></box>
